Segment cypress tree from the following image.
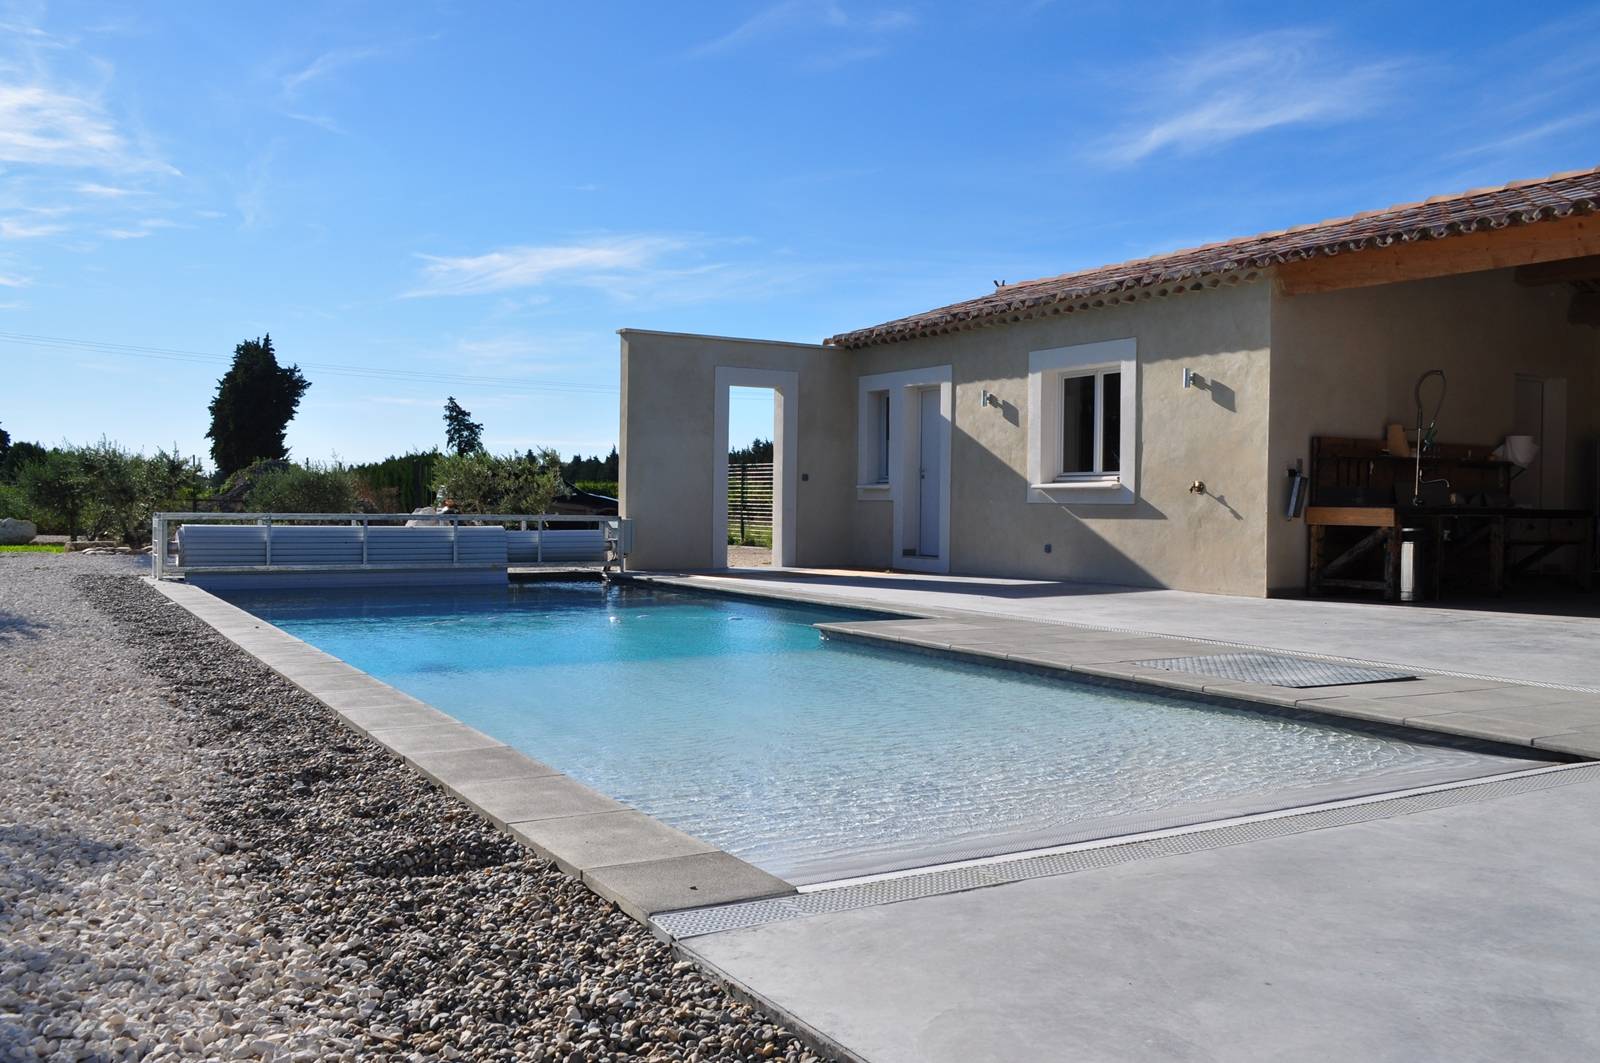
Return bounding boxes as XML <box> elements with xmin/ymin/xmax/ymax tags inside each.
<box><xmin>206</xmin><ymin>335</ymin><xmax>310</xmax><ymax>475</ymax></box>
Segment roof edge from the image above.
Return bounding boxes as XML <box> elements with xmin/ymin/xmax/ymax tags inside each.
<box><xmin>826</xmin><ymin>164</ymin><xmax>1600</xmax><ymax>350</ymax></box>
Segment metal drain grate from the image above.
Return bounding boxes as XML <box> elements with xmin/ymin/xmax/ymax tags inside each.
<box><xmin>1134</xmin><ymin>652</ymin><xmax>1415</xmax><ymax>688</ymax></box>
<box><xmin>652</xmin><ymin>763</ymin><xmax>1597</xmax><ymax>940</ymax></box>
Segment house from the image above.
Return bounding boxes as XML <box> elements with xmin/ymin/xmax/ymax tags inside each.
<box><xmin>618</xmin><ymin>166</ymin><xmax>1600</xmax><ymax>598</ymax></box>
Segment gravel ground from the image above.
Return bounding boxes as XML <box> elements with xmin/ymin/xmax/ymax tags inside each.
<box><xmin>1</xmin><ymin>556</ymin><xmax>827</xmax><ymax>1062</ymax></box>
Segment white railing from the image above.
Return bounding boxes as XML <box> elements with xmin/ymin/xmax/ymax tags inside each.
<box><xmin>150</xmin><ymin>512</ymin><xmax>634</xmax><ymax>580</ymax></box>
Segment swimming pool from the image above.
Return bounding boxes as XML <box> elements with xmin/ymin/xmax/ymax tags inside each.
<box><xmin>223</xmin><ymin>580</ymin><xmax>1545</xmax><ymax>883</ymax></box>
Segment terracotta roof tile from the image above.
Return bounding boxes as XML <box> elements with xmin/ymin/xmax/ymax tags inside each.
<box><xmin>826</xmin><ymin>165</ymin><xmax>1600</xmax><ymax>349</ymax></box>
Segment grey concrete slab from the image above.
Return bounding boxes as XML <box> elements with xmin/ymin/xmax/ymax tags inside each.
<box><xmin>1536</xmin><ymin>733</ymin><xmax>1600</xmax><ymax>758</ymax></box>
<box><xmin>1290</xmin><ymin>695</ymin><xmax>1422</xmax><ymax>726</ymax></box>
<box><xmin>1405</xmin><ymin>702</ymin><xmax>1600</xmax><ymax>744</ymax></box>
<box><xmin>365</xmin><ymin>721</ymin><xmax>503</xmax><ymax>756</ymax></box>
<box><xmin>313</xmin><ymin>685</ymin><xmax>435</xmax><ymax>711</ymax></box>
<box><xmin>405</xmin><ymin>745</ymin><xmax>563</xmax><ymax>788</ymax></box>
<box><xmin>509</xmin><ymin>810</ymin><xmax>716</xmax><ymax>877</ymax></box>
<box><xmin>1098</xmin><ymin>664</ymin><xmax>1217</xmax><ymax>694</ymax></box>
<box><xmin>1386</xmin><ymin>686</ymin><xmax>1600</xmax><ymax>716</ymax></box>
<box><xmin>686</xmin><ymin>776</ymin><xmax>1600</xmax><ymax>1063</ymax></box>
<box><xmin>452</xmin><ymin>775</ymin><xmax>626</xmax><ymax>829</ymax></box>
<box><xmin>333</xmin><ymin>700</ymin><xmax>456</xmax><ymax>733</ymax></box>
<box><xmin>1197</xmin><ymin>680</ymin><xmax>1311</xmax><ymax>708</ymax></box>
<box><xmin>585</xmin><ymin>851</ymin><xmax>795</xmax><ymax>922</ymax></box>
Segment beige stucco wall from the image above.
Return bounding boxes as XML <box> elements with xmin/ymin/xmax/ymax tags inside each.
<box><xmin>1267</xmin><ymin>267</ymin><xmax>1600</xmax><ymax>592</ymax></box>
<box><xmin>848</xmin><ymin>280</ymin><xmax>1275</xmax><ymax>595</ymax></box>
<box><xmin>619</xmin><ymin>330</ymin><xmax>857</xmax><ymax>570</ymax></box>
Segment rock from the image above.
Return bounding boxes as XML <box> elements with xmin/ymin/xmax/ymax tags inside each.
<box><xmin>0</xmin><ymin>517</ymin><xmax>36</xmax><ymax>544</ymax></box>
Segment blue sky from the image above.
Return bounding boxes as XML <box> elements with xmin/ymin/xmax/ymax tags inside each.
<box><xmin>3</xmin><ymin>0</ymin><xmax>1598</xmax><ymax>467</ymax></box>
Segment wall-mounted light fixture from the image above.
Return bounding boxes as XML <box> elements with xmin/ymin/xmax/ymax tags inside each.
<box><xmin>1183</xmin><ymin>368</ymin><xmax>1206</xmax><ymax>389</ymax></box>
<box><xmin>980</xmin><ymin>389</ymin><xmax>1003</xmax><ymax>409</ymax></box>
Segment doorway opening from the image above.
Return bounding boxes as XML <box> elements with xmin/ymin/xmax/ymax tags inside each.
<box><xmin>711</xmin><ymin>367</ymin><xmax>798</xmax><ymax>569</ymax></box>
<box><xmin>727</xmin><ymin>387</ymin><xmax>775</xmax><ymax>568</ymax></box>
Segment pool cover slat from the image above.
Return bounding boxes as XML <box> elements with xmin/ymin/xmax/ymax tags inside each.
<box><xmin>1134</xmin><ymin>652</ymin><xmax>1415</xmax><ymax>688</ymax></box>
<box><xmin>654</xmin><ymin>763</ymin><xmax>1595</xmax><ymax>940</ymax></box>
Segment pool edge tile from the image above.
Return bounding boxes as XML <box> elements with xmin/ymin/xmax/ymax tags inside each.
<box><xmin>508</xmin><ymin>810</ymin><xmax>718</xmax><ymax>879</ymax></box>
<box><xmin>583</xmin><ymin>851</ymin><xmax>796</xmax><ymax>923</ymax></box>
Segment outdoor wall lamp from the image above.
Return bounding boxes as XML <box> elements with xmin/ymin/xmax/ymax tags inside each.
<box><xmin>980</xmin><ymin>389</ymin><xmax>1003</xmax><ymax>409</ymax></box>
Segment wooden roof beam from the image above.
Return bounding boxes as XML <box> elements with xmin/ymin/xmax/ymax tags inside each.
<box><xmin>1513</xmin><ymin>254</ymin><xmax>1600</xmax><ymax>286</ymax></box>
<box><xmin>1275</xmin><ymin>213</ymin><xmax>1600</xmax><ymax>295</ymax></box>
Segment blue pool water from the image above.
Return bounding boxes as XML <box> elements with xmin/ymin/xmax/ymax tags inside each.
<box><xmin>223</xmin><ymin>580</ymin><xmax>1541</xmax><ymax>882</ymax></box>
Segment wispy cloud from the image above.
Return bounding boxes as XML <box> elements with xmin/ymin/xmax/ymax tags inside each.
<box><xmin>1448</xmin><ymin>112</ymin><xmax>1600</xmax><ymax>161</ymax></box>
<box><xmin>406</xmin><ymin>236</ymin><xmax>690</xmax><ymax>297</ymax></box>
<box><xmin>0</xmin><ymin>272</ymin><xmax>32</xmax><ymax>288</ymax></box>
<box><xmin>689</xmin><ymin>1</ymin><xmax>915</xmax><ymax>63</ymax></box>
<box><xmin>0</xmin><ymin>10</ymin><xmax>184</xmax><ymax>260</ymax></box>
<box><xmin>0</xmin><ymin>216</ymin><xmax>66</xmax><ymax>238</ymax></box>
<box><xmin>100</xmin><ymin>217</ymin><xmax>180</xmax><ymax>239</ymax></box>
<box><xmin>0</xmin><ymin>82</ymin><xmax>177</xmax><ymax>174</ymax></box>
<box><xmin>280</xmin><ymin>45</ymin><xmax>387</xmax><ymax>97</ymax></box>
<box><xmin>1095</xmin><ymin>29</ymin><xmax>1406</xmax><ymax>166</ymax></box>
<box><xmin>405</xmin><ymin>234</ymin><xmax>832</xmax><ymax>310</ymax></box>
<box><xmin>283</xmin><ymin>111</ymin><xmax>344</xmax><ymax>134</ymax></box>
<box><xmin>75</xmin><ymin>181</ymin><xmax>139</xmax><ymax>198</ymax></box>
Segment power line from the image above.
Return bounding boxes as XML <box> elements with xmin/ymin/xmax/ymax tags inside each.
<box><xmin>0</xmin><ymin>329</ymin><xmax>779</xmax><ymax>403</ymax></box>
<box><xmin>0</xmin><ymin>330</ymin><xmax>620</xmax><ymax>396</ymax></box>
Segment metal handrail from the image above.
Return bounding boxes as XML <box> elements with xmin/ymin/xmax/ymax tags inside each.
<box><xmin>150</xmin><ymin>512</ymin><xmax>631</xmax><ymax>579</ymax></box>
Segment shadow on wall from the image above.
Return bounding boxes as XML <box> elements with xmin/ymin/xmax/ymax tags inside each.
<box><xmin>1187</xmin><ymin>371</ymin><xmax>1236</xmax><ymax>412</ymax></box>
<box><xmin>953</xmin><ymin>410</ymin><xmax>1168</xmax><ymax>588</ymax></box>
<box><xmin>946</xmin><ymin>348</ymin><xmax>1261</xmax><ymax>588</ymax></box>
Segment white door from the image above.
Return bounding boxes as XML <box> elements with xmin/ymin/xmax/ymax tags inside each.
<box><xmin>918</xmin><ymin>387</ymin><xmax>942</xmax><ymax>557</ymax></box>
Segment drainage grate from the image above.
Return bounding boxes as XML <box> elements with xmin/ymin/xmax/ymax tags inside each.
<box><xmin>1134</xmin><ymin>652</ymin><xmax>1415</xmax><ymax>688</ymax></box>
<box><xmin>652</xmin><ymin>763</ymin><xmax>1597</xmax><ymax>940</ymax></box>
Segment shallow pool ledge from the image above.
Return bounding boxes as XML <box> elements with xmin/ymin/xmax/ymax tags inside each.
<box><xmin>144</xmin><ymin>577</ymin><xmax>798</xmax><ymax>923</ymax></box>
<box><xmin>803</xmin><ymin>617</ymin><xmax>1600</xmax><ymax>760</ymax></box>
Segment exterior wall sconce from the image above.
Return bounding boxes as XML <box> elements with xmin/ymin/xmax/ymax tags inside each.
<box><xmin>980</xmin><ymin>389</ymin><xmax>1003</xmax><ymax>409</ymax></box>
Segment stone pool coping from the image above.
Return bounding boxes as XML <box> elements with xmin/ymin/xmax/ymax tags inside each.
<box><xmin>144</xmin><ymin>577</ymin><xmax>795</xmax><ymax>924</ymax></box>
<box><xmin>630</xmin><ymin>573</ymin><xmax>1600</xmax><ymax>761</ymax></box>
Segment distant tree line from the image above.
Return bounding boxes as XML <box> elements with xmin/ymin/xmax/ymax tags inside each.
<box><xmin>729</xmin><ymin>437</ymin><xmax>773</xmax><ymax>464</ymax></box>
<box><xmin>1</xmin><ymin>336</ymin><xmax>626</xmax><ymax>541</ymax></box>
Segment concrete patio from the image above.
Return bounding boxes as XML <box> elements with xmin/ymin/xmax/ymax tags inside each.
<box><xmin>640</xmin><ymin>568</ymin><xmax>1600</xmax><ymax>690</ymax></box>
<box><xmin>634</xmin><ymin>568</ymin><xmax>1600</xmax><ymax>1061</ymax></box>
<box><xmin>683</xmin><ymin>762</ymin><xmax>1600</xmax><ymax>1063</ymax></box>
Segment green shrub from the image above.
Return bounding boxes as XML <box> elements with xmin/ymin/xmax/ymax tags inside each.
<box><xmin>246</xmin><ymin>460</ymin><xmax>358</xmax><ymax>513</ymax></box>
<box><xmin>572</xmin><ymin>480</ymin><xmax>618</xmax><ymax>498</ymax></box>
<box><xmin>17</xmin><ymin>449</ymin><xmax>89</xmax><ymax>538</ymax></box>
<box><xmin>352</xmin><ymin>450</ymin><xmax>441</xmax><ymax>512</ymax></box>
<box><xmin>434</xmin><ymin>449</ymin><xmax>563</xmax><ymax>515</ymax></box>
<box><xmin>8</xmin><ymin>441</ymin><xmax>204</xmax><ymax>543</ymax></box>
<box><xmin>0</xmin><ymin>481</ymin><xmax>26</xmax><ymax>521</ymax></box>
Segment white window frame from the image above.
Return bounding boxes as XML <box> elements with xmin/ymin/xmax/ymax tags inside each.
<box><xmin>1027</xmin><ymin>338</ymin><xmax>1137</xmax><ymax>505</ymax></box>
<box><xmin>858</xmin><ymin>388</ymin><xmax>892</xmax><ymax>489</ymax></box>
